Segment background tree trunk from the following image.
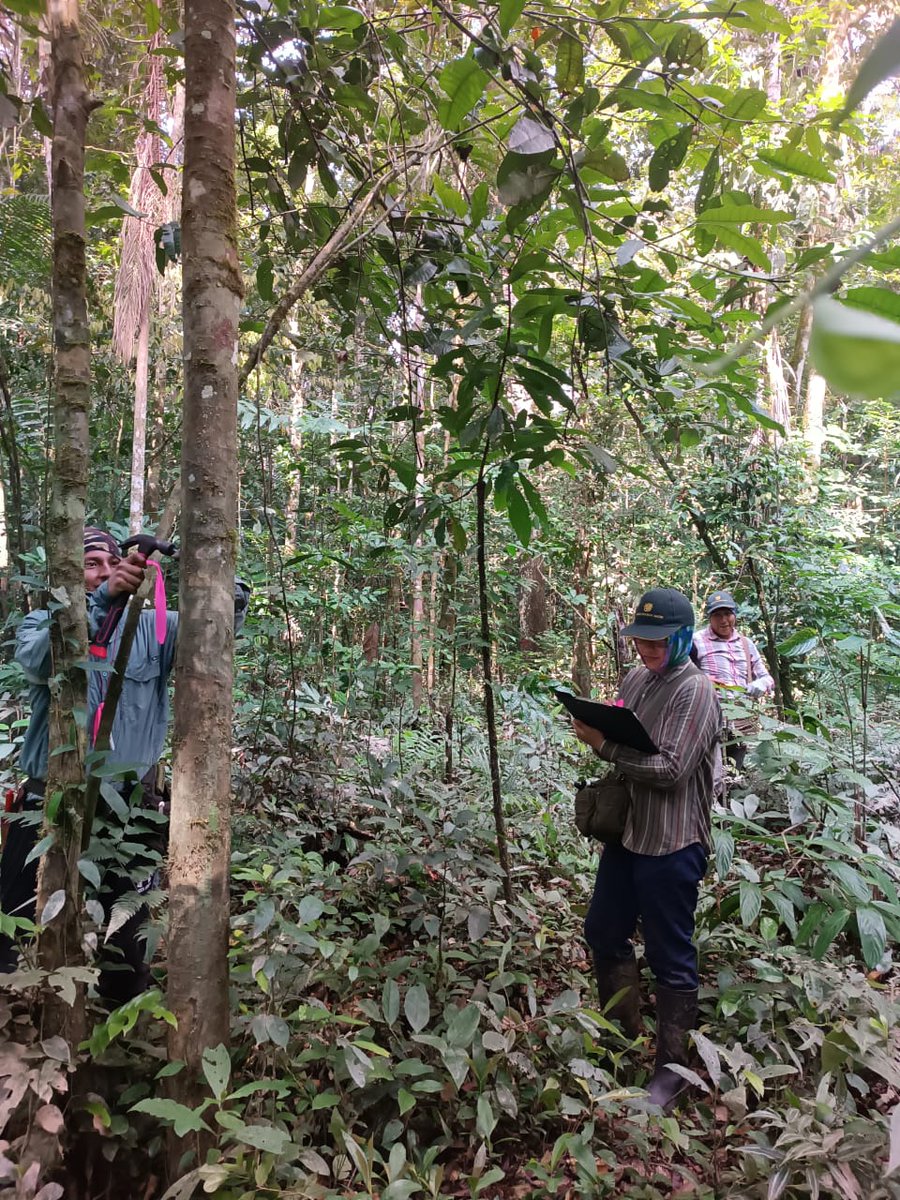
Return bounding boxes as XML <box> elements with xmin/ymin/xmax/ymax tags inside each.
<box><xmin>36</xmin><ymin>0</ymin><xmax>95</xmax><ymax>1044</ymax></box>
<box><xmin>167</xmin><ymin>0</ymin><xmax>241</xmax><ymax>1166</ymax></box>
<box><xmin>518</xmin><ymin>555</ymin><xmax>549</xmax><ymax>654</ymax></box>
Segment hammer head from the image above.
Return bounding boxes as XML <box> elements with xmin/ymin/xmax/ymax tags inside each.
<box><xmin>120</xmin><ymin>534</ymin><xmax>177</xmax><ymax>559</ymax></box>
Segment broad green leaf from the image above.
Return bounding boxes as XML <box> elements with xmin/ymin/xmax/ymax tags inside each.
<box><xmin>694</xmin><ymin>148</ymin><xmax>719</xmax><ymax>215</ymax></box>
<box><xmin>382</xmin><ymin>978</ymin><xmax>400</xmax><ymax>1025</ymax></box>
<box><xmin>445</xmin><ymin>1003</ymin><xmax>480</xmax><ymax>1049</ymax></box>
<box><xmin>664</xmin><ymin>25</ymin><xmax>706</xmax><ymax>69</ymax></box>
<box><xmin>507</xmin><ymin>484</ymin><xmax>532</xmax><ymax>546</ymax></box>
<box><xmin>509</xmin><ymin>116</ymin><xmax>555</xmax><ymax>156</ymax></box>
<box><xmin>297</xmin><ymin>895</ymin><xmax>324</xmax><ymax>925</ymax></box>
<box><xmin>756</xmin><ymin>147</ymin><xmax>835</xmax><ymax>182</ymax></box>
<box><xmin>319</xmin><ymin>6</ymin><xmax>365</xmax><ymax>30</ymax></box>
<box><xmin>576</xmin><ymin>145</ymin><xmax>629</xmax><ymax>182</ymax></box>
<box><xmin>438</xmin><ymin>58</ymin><xmax>488</xmax><ymax>131</ymax></box>
<box><xmin>777</xmin><ymin>627</ymin><xmax>819</xmax><ymax>656</ymax></box>
<box><xmin>77</xmin><ymin>858</ymin><xmax>101</xmax><ymax>889</ymax></box>
<box><xmin>230</xmin><ymin>1123</ymin><xmax>292</xmax><ymax>1154</ymax></box>
<box><xmin>476</xmin><ymin>1093</ymin><xmax>497</xmax><ymax>1139</ymax></box>
<box><xmin>556</xmin><ymin>34</ymin><xmax>584</xmax><ymax>94</ymax></box>
<box><xmin>810</xmin><ymin>297</ymin><xmax>900</xmax><ymax>401</ymax></box>
<box><xmin>722</xmin><ymin>86</ymin><xmax>767</xmax><ymax>123</ymax></box>
<box><xmin>838</xmin><ymin>17</ymin><xmax>900</xmax><ymax>120</ymax></box>
<box><xmin>844</xmin><ymin>286</ymin><xmax>900</xmax><ymax>323</ymax></box>
<box><xmin>252</xmin><ymin>897</ymin><xmax>276</xmax><ymax>937</ymax></box>
<box><xmin>131</xmin><ymin>1098</ymin><xmax>210</xmax><ymax>1137</ymax></box>
<box><xmin>432</xmin><ymin>176</ymin><xmax>467</xmax><ymax>218</ymax></box>
<box><xmin>404</xmin><ymin>983</ymin><xmax>430</xmax><ymax>1033</ymax></box>
<box><xmin>40</xmin><ymin>889</ymin><xmax>66</xmax><ymax>926</ymax></box>
<box><xmin>739</xmin><ymin>881</ymin><xmax>762</xmax><ymax>927</ymax></box>
<box><xmin>720</xmin><ymin>0</ymin><xmax>790</xmax><ymax>36</ymax></box>
<box><xmin>648</xmin><ymin>126</ymin><xmax>691</xmax><ymax>192</ymax></box>
<box><xmin>856</xmin><ymin>906</ymin><xmax>887</xmax><ymax>969</ymax></box>
<box><xmin>257</xmin><ymin>259</ymin><xmax>274</xmax><ymax>302</ymax></box>
<box><xmin>810</xmin><ymin>908</ymin><xmax>850</xmax><ymax>960</ymax></box>
<box><xmin>696</xmin><ymin>205</ymin><xmax>792</xmax><ymax>226</ymax></box>
<box><xmin>709</xmin><ymin>224</ymin><xmax>771</xmax><ymax>271</ymax></box>
<box><xmin>497</xmin><ymin>152</ymin><xmax>558</xmax><ymax>206</ymax></box>
<box><xmin>498</xmin><ymin>0</ymin><xmax>527</xmax><ymax>36</ymax></box>
<box><xmin>202</xmin><ymin>1043</ymin><xmax>231</xmax><ymax>1102</ymax></box>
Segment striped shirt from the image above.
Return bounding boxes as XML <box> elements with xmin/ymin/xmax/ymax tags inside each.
<box><xmin>693</xmin><ymin>628</ymin><xmax>774</xmax><ymax>692</ymax></box>
<box><xmin>597</xmin><ymin>662</ymin><xmax>722</xmax><ymax>856</ymax></box>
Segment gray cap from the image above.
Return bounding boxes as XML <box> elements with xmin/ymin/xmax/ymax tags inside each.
<box><xmin>705</xmin><ymin>589</ymin><xmax>737</xmax><ymax>616</ymax></box>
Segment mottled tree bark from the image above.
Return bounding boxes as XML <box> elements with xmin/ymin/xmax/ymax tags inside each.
<box><xmin>167</xmin><ymin>0</ymin><xmax>241</xmax><ymax>1164</ymax></box>
<box><xmin>518</xmin><ymin>555</ymin><xmax>549</xmax><ymax>654</ymax></box>
<box><xmin>36</xmin><ymin>0</ymin><xmax>96</xmax><ymax>1044</ymax></box>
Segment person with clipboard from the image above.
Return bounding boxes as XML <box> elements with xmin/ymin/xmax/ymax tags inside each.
<box><xmin>568</xmin><ymin>587</ymin><xmax>721</xmax><ymax>1113</ymax></box>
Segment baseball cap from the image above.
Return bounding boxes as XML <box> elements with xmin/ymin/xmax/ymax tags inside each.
<box><xmin>622</xmin><ymin>587</ymin><xmax>695</xmax><ymax>640</ymax></box>
<box><xmin>705</xmin><ymin>589</ymin><xmax>737</xmax><ymax>616</ymax></box>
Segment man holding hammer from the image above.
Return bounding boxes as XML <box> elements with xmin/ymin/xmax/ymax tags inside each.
<box><xmin>0</xmin><ymin>526</ymin><xmax>249</xmax><ymax>1002</ymax></box>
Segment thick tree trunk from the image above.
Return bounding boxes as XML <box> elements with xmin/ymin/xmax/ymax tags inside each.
<box><xmin>36</xmin><ymin>0</ymin><xmax>95</xmax><ymax>1045</ymax></box>
<box><xmin>167</xmin><ymin>0</ymin><xmax>241</xmax><ymax>1167</ymax></box>
<box><xmin>518</xmin><ymin>555</ymin><xmax>549</xmax><ymax>654</ymax></box>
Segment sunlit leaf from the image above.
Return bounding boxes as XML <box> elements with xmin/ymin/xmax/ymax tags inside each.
<box><xmin>810</xmin><ymin>297</ymin><xmax>900</xmax><ymax>401</ymax></box>
<box><xmin>756</xmin><ymin>146</ymin><xmax>835</xmax><ymax>182</ymax></box>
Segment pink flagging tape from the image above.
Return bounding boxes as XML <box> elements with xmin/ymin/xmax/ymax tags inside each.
<box><xmin>150</xmin><ymin>562</ymin><xmax>166</xmax><ymax>644</ymax></box>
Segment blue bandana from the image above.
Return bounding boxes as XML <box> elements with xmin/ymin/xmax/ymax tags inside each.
<box><xmin>662</xmin><ymin>625</ymin><xmax>694</xmax><ymax>673</ymax></box>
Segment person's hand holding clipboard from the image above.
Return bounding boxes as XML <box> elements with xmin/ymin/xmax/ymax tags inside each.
<box><xmin>554</xmin><ymin>689</ymin><xmax>659</xmax><ymax>754</ymax></box>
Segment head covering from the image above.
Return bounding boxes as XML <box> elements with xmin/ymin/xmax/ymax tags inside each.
<box><xmin>622</xmin><ymin>587</ymin><xmax>695</xmax><ymax>640</ymax></box>
<box><xmin>705</xmin><ymin>589</ymin><xmax>737</xmax><ymax>616</ymax></box>
<box><xmin>662</xmin><ymin>624</ymin><xmax>694</xmax><ymax>672</ymax></box>
<box><xmin>83</xmin><ymin>527</ymin><xmax>120</xmax><ymax>558</ymax></box>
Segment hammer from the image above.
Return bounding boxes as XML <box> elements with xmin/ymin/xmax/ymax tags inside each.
<box><xmin>91</xmin><ymin>534</ymin><xmax>178</xmax><ymax>653</ymax></box>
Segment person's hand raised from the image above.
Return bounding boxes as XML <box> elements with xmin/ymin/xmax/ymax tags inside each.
<box><xmin>107</xmin><ymin>554</ymin><xmax>147</xmax><ymax>598</ymax></box>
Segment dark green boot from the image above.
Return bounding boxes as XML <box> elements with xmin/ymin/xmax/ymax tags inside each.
<box><xmin>593</xmin><ymin>953</ymin><xmax>642</xmax><ymax>1038</ymax></box>
<box><xmin>647</xmin><ymin>986</ymin><xmax>698</xmax><ymax>1112</ymax></box>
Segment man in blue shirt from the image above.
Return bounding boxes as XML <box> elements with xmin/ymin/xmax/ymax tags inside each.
<box><xmin>0</xmin><ymin>527</ymin><xmax>249</xmax><ymax>1002</ymax></box>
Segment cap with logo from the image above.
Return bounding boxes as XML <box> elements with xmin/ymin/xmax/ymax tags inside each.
<box><xmin>622</xmin><ymin>587</ymin><xmax>695</xmax><ymax>640</ymax></box>
<box><xmin>705</xmin><ymin>589</ymin><xmax>737</xmax><ymax>616</ymax></box>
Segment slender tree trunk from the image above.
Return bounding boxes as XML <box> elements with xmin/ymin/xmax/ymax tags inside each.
<box><xmin>572</xmin><ymin>531</ymin><xmax>593</xmax><ymax>696</ymax></box>
<box><xmin>129</xmin><ymin>312</ymin><xmax>150</xmax><ymax>534</ymax></box>
<box><xmin>167</xmin><ymin>0</ymin><xmax>241</xmax><ymax>1168</ymax></box>
<box><xmin>475</xmin><ymin>472</ymin><xmax>512</xmax><ymax>904</ymax></box>
<box><xmin>36</xmin><ymin>0</ymin><xmax>95</xmax><ymax>1046</ymax></box>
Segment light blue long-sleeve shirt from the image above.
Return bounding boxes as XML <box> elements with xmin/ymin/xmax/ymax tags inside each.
<box><xmin>15</xmin><ymin>579</ymin><xmax>250</xmax><ymax>781</ymax></box>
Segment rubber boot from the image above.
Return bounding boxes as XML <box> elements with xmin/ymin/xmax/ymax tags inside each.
<box><xmin>593</xmin><ymin>953</ymin><xmax>642</xmax><ymax>1038</ymax></box>
<box><xmin>647</xmin><ymin>985</ymin><xmax>698</xmax><ymax>1112</ymax></box>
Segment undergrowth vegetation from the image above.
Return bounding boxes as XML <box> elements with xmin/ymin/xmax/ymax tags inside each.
<box><xmin>8</xmin><ymin>675</ymin><xmax>888</xmax><ymax>1200</ymax></box>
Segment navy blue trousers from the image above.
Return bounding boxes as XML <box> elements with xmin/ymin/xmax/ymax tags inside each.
<box><xmin>584</xmin><ymin>840</ymin><xmax>707</xmax><ymax>991</ymax></box>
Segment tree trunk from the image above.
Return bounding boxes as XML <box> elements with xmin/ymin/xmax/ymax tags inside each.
<box><xmin>128</xmin><ymin>312</ymin><xmax>150</xmax><ymax>534</ymax></box>
<box><xmin>571</xmin><ymin>532</ymin><xmax>593</xmax><ymax>696</ymax></box>
<box><xmin>475</xmin><ymin>472</ymin><xmax>512</xmax><ymax>904</ymax></box>
<box><xmin>167</xmin><ymin>0</ymin><xmax>241</xmax><ymax>1168</ymax></box>
<box><xmin>36</xmin><ymin>0</ymin><xmax>95</xmax><ymax>1046</ymax></box>
<box><xmin>518</xmin><ymin>555</ymin><xmax>549</xmax><ymax>654</ymax></box>
<box><xmin>804</xmin><ymin>370</ymin><xmax>827</xmax><ymax>468</ymax></box>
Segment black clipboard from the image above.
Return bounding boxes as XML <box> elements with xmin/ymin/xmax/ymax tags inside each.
<box><xmin>554</xmin><ymin>689</ymin><xmax>659</xmax><ymax>754</ymax></box>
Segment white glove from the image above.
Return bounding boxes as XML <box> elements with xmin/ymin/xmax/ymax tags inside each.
<box><xmin>745</xmin><ymin>678</ymin><xmax>768</xmax><ymax>698</ymax></box>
